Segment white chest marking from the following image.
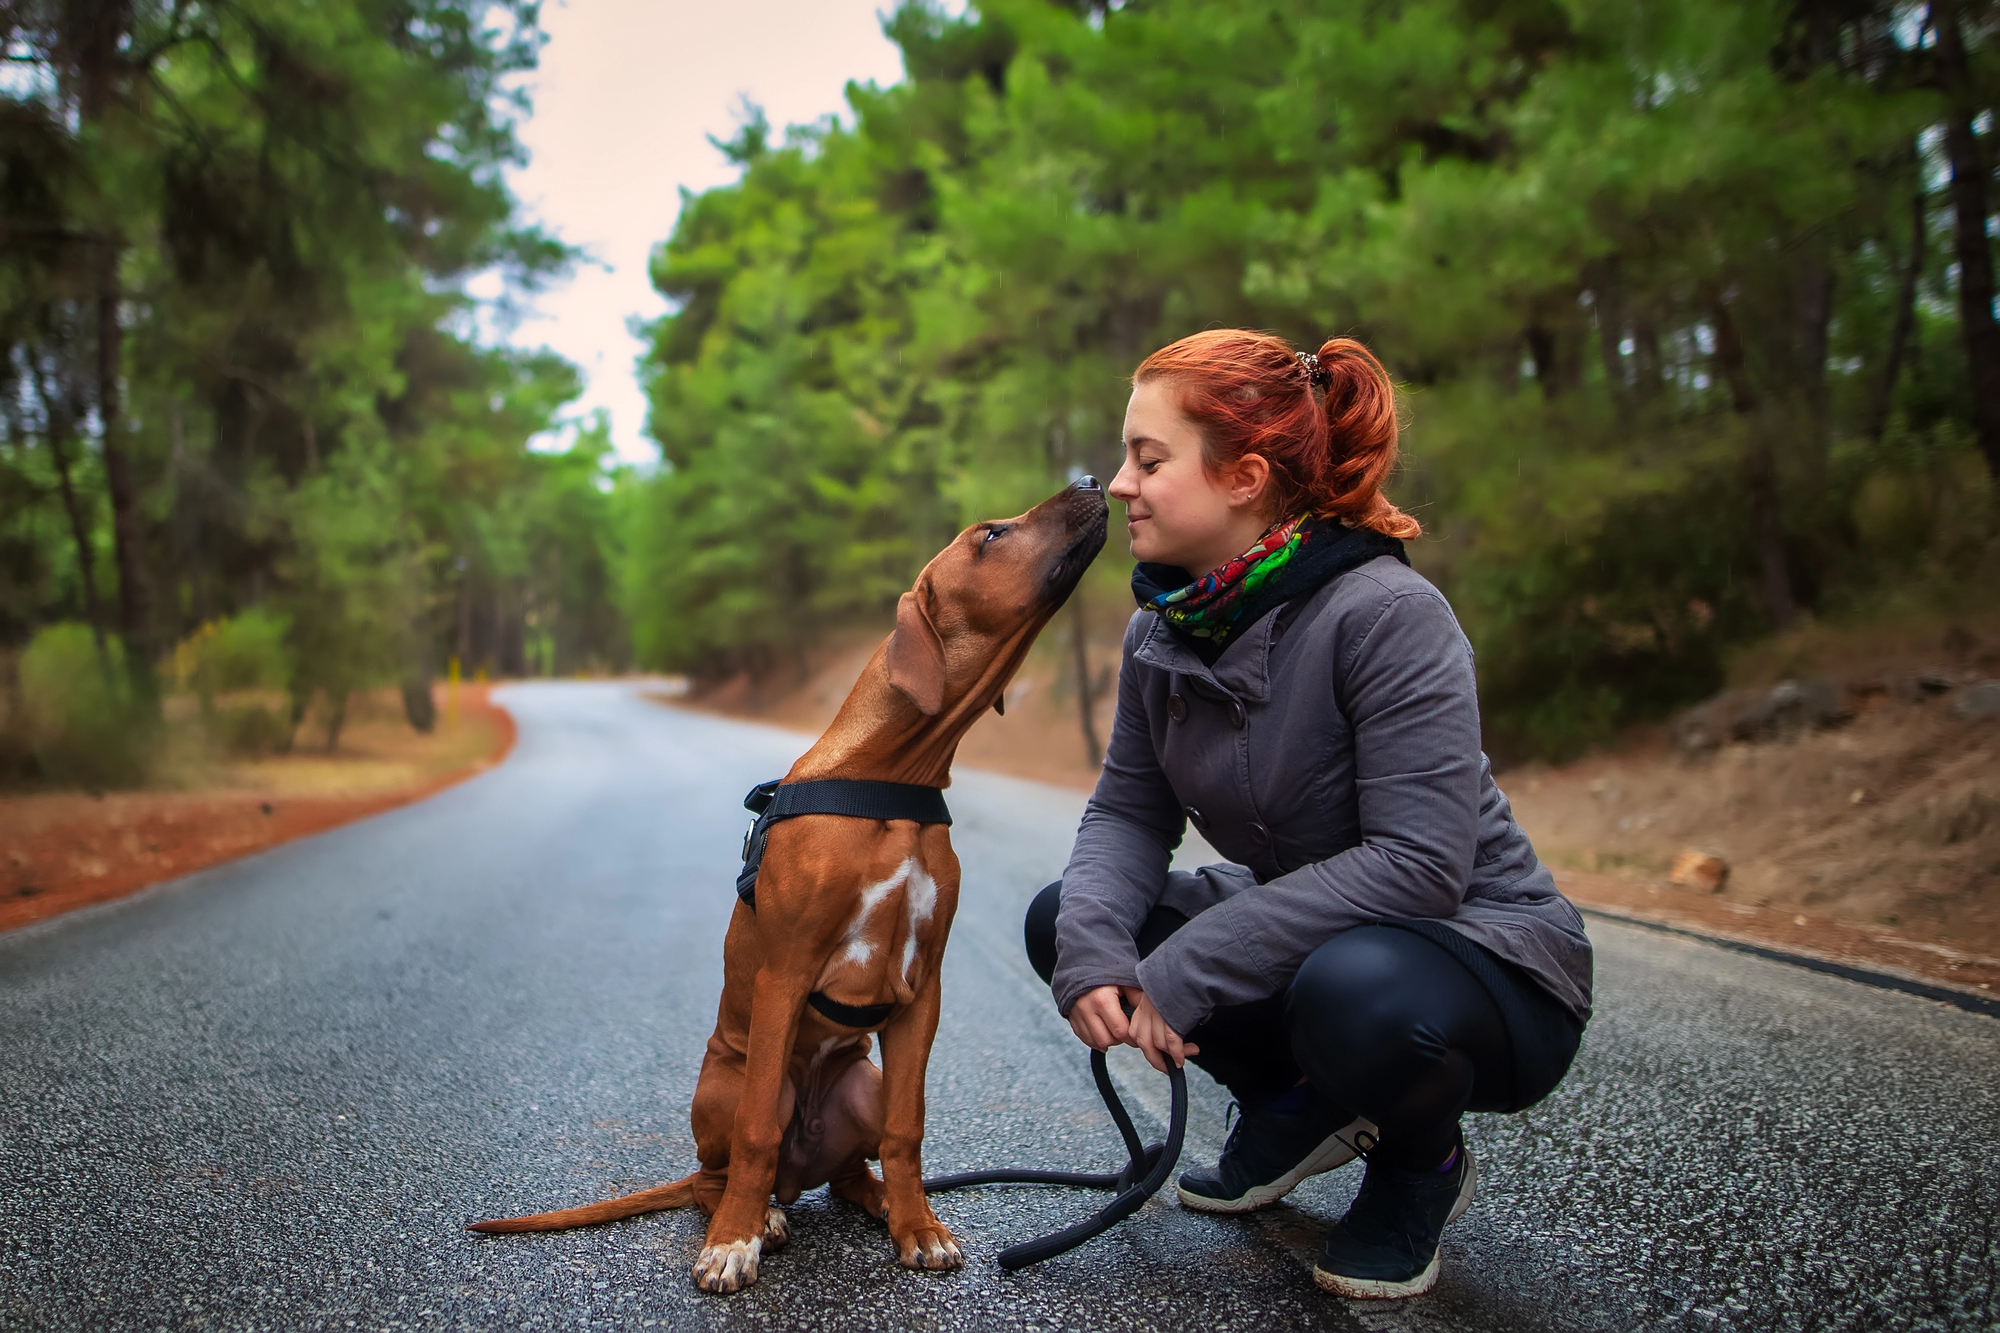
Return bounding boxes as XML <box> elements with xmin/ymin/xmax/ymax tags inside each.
<box><xmin>840</xmin><ymin>861</ymin><xmax>911</xmax><ymax>966</ymax></box>
<box><xmin>901</xmin><ymin>863</ymin><xmax>938</xmax><ymax>982</ymax></box>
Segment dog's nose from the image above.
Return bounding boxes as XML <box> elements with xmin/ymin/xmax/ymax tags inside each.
<box><xmin>1074</xmin><ymin>474</ymin><xmax>1100</xmax><ymax>491</ymax></box>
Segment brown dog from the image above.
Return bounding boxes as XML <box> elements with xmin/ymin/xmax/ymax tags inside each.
<box><xmin>469</xmin><ymin>478</ymin><xmax>1108</xmax><ymax>1293</ymax></box>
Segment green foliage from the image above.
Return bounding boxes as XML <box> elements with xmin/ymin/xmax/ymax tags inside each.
<box><xmin>2</xmin><ymin>0</ymin><xmax>630</xmax><ymax>779</ymax></box>
<box><xmin>9</xmin><ymin>0</ymin><xmax>1999</xmax><ymax>771</ymax></box>
<box><xmin>16</xmin><ymin>623</ymin><xmax>155</xmax><ymax>787</ymax></box>
<box><xmin>630</xmin><ymin>0</ymin><xmax>2000</xmax><ymax>756</ymax></box>
<box><xmin>171</xmin><ymin>611</ymin><xmax>294</xmax><ymax>700</ymax></box>
<box><xmin>629</xmin><ymin>120</ymin><xmax>956</xmax><ymax>675</ymax></box>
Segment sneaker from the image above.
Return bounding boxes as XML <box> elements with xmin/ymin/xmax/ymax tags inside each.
<box><xmin>1176</xmin><ymin>1094</ymin><xmax>1375</xmax><ymax>1214</ymax></box>
<box><xmin>1311</xmin><ymin>1134</ymin><xmax>1477</xmax><ymax>1299</ymax></box>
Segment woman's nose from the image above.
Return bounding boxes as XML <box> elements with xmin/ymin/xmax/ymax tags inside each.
<box><xmin>1108</xmin><ymin>458</ymin><xmax>1140</xmax><ymax>500</ymax></box>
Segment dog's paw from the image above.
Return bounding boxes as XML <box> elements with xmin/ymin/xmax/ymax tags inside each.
<box><xmin>894</xmin><ymin>1222</ymin><xmax>963</xmax><ymax>1272</ymax></box>
<box><xmin>763</xmin><ymin>1206</ymin><xmax>790</xmax><ymax>1250</ymax></box>
<box><xmin>832</xmin><ymin>1169</ymin><xmax>888</xmax><ymax>1220</ymax></box>
<box><xmin>692</xmin><ymin>1237</ymin><xmax>762</xmax><ymax>1294</ymax></box>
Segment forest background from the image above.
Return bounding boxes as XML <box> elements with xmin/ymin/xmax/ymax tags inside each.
<box><xmin>4</xmin><ymin>0</ymin><xmax>1998</xmax><ymax>790</ymax></box>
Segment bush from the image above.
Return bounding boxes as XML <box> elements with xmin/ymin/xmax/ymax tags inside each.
<box><xmin>170</xmin><ymin>610</ymin><xmax>294</xmax><ymax>705</ymax></box>
<box><xmin>17</xmin><ymin>623</ymin><xmax>156</xmax><ymax>787</ymax></box>
<box><xmin>215</xmin><ymin>702</ymin><xmax>293</xmax><ymax>756</ymax></box>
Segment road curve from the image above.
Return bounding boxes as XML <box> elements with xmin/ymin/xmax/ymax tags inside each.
<box><xmin>2</xmin><ymin>681</ymin><xmax>1994</xmax><ymax>1331</ymax></box>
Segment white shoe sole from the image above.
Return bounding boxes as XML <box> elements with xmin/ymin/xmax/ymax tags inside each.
<box><xmin>1175</xmin><ymin>1117</ymin><xmax>1377</xmax><ymax>1215</ymax></box>
<box><xmin>1311</xmin><ymin>1148</ymin><xmax>1477</xmax><ymax>1301</ymax></box>
<box><xmin>1445</xmin><ymin>1150</ymin><xmax>1477</xmax><ymax>1226</ymax></box>
<box><xmin>1314</xmin><ymin>1252</ymin><xmax>1441</xmax><ymax>1299</ymax></box>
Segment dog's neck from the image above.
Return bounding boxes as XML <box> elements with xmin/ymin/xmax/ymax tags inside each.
<box><xmin>786</xmin><ymin>631</ymin><xmax>1040</xmax><ymax>789</ymax></box>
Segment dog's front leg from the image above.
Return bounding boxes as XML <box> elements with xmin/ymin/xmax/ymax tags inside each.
<box><xmin>876</xmin><ymin>970</ymin><xmax>962</xmax><ymax>1271</ymax></box>
<box><xmin>692</xmin><ymin>968</ymin><xmax>806</xmax><ymax>1295</ymax></box>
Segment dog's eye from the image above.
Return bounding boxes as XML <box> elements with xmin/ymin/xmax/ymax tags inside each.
<box><xmin>982</xmin><ymin>525</ymin><xmax>1007</xmax><ymax>545</ymax></box>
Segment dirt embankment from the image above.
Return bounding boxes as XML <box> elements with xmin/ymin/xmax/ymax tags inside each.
<box><xmin>679</xmin><ymin>618</ymin><xmax>2000</xmax><ymax>1000</ymax></box>
<box><xmin>1514</xmin><ymin>693</ymin><xmax>1998</xmax><ymax>995</ymax></box>
<box><xmin>0</xmin><ymin>685</ymin><xmax>514</xmax><ymax>934</ymax></box>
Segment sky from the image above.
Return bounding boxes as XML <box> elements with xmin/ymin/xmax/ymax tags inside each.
<box><xmin>489</xmin><ymin>1</ymin><xmax>911</xmax><ymax>464</ymax></box>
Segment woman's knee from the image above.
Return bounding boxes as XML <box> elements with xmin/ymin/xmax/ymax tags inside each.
<box><xmin>1023</xmin><ymin>881</ymin><xmax>1063</xmax><ymax>984</ymax></box>
<box><xmin>1287</xmin><ymin>929</ymin><xmax>1461</xmax><ymax>1086</ymax></box>
<box><xmin>1289</xmin><ymin>927</ymin><xmax>1422</xmax><ymax>1024</ymax></box>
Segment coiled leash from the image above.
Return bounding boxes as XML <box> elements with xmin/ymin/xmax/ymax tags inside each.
<box><xmin>924</xmin><ymin>1049</ymin><xmax>1187</xmax><ymax>1271</ymax></box>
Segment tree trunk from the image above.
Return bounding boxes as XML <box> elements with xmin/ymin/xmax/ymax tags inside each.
<box><xmin>456</xmin><ymin>570</ymin><xmax>473</xmax><ymax>671</ymax></box>
<box><xmin>1634</xmin><ymin>321</ymin><xmax>1663</xmax><ymax>401</ymax></box>
<box><xmin>1712</xmin><ymin>301</ymin><xmax>1796</xmax><ymax>630</ymax></box>
<box><xmin>1591</xmin><ymin>264</ymin><xmax>1628</xmax><ymax>397</ymax></box>
<box><xmin>402</xmin><ymin>616</ymin><xmax>437</xmax><ymax>734</ymax></box>
<box><xmin>324</xmin><ymin>688</ymin><xmax>348</xmax><ymax>753</ymax></box>
<box><xmin>1871</xmin><ymin>178</ymin><xmax>1929</xmax><ymax>442</ymax></box>
<box><xmin>1934</xmin><ymin>0</ymin><xmax>2000</xmax><ymax>479</ymax></box>
<box><xmin>1068</xmin><ymin>592</ymin><xmax>1103</xmax><ymax>768</ymax></box>
<box><xmin>35</xmin><ymin>367</ymin><xmax>112</xmax><ymax>678</ymax></box>
<box><xmin>1525</xmin><ymin>325</ymin><xmax>1558</xmax><ymax>398</ymax></box>
<box><xmin>1795</xmin><ymin>253</ymin><xmax>1835</xmax><ymax>427</ymax></box>
<box><xmin>97</xmin><ymin>254</ymin><xmax>152</xmax><ymax>689</ymax></box>
<box><xmin>67</xmin><ymin>2</ymin><xmax>150</xmax><ymax>689</ymax></box>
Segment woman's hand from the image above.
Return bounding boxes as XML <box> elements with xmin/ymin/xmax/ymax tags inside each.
<box><xmin>1125</xmin><ymin>989</ymin><xmax>1199</xmax><ymax>1073</ymax></box>
<box><xmin>1067</xmin><ymin>985</ymin><xmax>1131</xmax><ymax>1051</ymax></box>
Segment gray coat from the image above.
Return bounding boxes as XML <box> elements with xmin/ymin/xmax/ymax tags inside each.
<box><xmin>1052</xmin><ymin>555</ymin><xmax>1593</xmax><ymax>1037</ymax></box>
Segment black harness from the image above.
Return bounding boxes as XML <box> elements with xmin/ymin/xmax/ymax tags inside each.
<box><xmin>734</xmin><ymin>777</ymin><xmax>953</xmax><ymax>1031</ymax></box>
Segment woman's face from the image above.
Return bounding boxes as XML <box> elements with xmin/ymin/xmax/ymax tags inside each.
<box><xmin>1109</xmin><ymin>379</ymin><xmax>1273</xmax><ymax>574</ymax></box>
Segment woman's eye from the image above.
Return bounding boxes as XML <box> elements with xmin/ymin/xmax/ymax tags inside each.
<box><xmin>1139</xmin><ymin>460</ymin><xmax>1161</xmax><ymax>473</ymax></box>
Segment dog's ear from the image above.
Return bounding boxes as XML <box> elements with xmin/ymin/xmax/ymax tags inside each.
<box><xmin>886</xmin><ymin>588</ymin><xmax>946</xmax><ymax>716</ymax></box>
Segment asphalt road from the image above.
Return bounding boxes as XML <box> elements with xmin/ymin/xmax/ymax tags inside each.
<box><xmin>2</xmin><ymin>681</ymin><xmax>1995</xmax><ymax>1332</ymax></box>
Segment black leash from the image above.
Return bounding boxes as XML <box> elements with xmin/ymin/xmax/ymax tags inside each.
<box><xmin>925</xmin><ymin>1050</ymin><xmax>1187</xmax><ymax>1271</ymax></box>
<box><xmin>736</xmin><ymin>778</ymin><xmax>951</xmax><ymax>909</ymax></box>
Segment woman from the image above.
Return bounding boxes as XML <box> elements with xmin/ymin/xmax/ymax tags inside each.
<box><xmin>1024</xmin><ymin>330</ymin><xmax>1592</xmax><ymax>1300</ymax></box>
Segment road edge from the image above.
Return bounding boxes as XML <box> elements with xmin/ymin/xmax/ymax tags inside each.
<box><xmin>0</xmin><ymin>688</ymin><xmax>518</xmax><ymax>937</ymax></box>
<box><xmin>1578</xmin><ymin>904</ymin><xmax>2000</xmax><ymax>1020</ymax></box>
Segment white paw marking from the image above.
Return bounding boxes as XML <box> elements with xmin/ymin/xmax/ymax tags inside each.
<box><xmin>764</xmin><ymin>1206</ymin><xmax>790</xmax><ymax>1245</ymax></box>
<box><xmin>902</xmin><ymin>1231</ymin><xmax>964</xmax><ymax>1270</ymax></box>
<box><xmin>693</xmin><ymin>1237</ymin><xmax>762</xmax><ymax>1293</ymax></box>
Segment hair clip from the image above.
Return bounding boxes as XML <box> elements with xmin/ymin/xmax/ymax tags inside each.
<box><xmin>1297</xmin><ymin>351</ymin><xmax>1332</xmax><ymax>391</ymax></box>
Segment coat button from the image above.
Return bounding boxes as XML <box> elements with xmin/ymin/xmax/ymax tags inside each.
<box><xmin>1184</xmin><ymin>805</ymin><xmax>1208</xmax><ymax>832</ymax></box>
<box><xmin>1228</xmin><ymin>699</ymin><xmax>1247</xmax><ymax>729</ymax></box>
<box><xmin>1168</xmin><ymin>693</ymin><xmax>1187</xmax><ymax>723</ymax></box>
<box><xmin>1249</xmin><ymin>821</ymin><xmax>1271</xmax><ymax>846</ymax></box>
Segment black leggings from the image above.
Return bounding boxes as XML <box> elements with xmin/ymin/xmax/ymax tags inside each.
<box><xmin>1026</xmin><ymin>883</ymin><xmax>1547</xmax><ymax>1169</ymax></box>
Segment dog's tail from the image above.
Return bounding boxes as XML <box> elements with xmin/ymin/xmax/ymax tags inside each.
<box><xmin>465</xmin><ymin>1173</ymin><xmax>699</xmax><ymax>1234</ymax></box>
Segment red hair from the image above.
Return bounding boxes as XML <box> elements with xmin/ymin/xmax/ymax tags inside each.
<box><xmin>1133</xmin><ymin>329</ymin><xmax>1421</xmax><ymax>539</ymax></box>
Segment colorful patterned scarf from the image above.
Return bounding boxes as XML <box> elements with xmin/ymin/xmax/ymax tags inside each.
<box><xmin>1142</xmin><ymin>515</ymin><xmax>1311</xmax><ymax>646</ymax></box>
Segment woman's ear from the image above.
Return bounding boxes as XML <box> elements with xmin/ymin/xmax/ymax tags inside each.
<box><xmin>1228</xmin><ymin>453</ymin><xmax>1274</xmax><ymax>509</ymax></box>
<box><xmin>886</xmin><ymin>587</ymin><xmax>946</xmax><ymax>716</ymax></box>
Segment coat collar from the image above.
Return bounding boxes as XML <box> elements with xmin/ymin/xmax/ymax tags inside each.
<box><xmin>1131</xmin><ymin>605</ymin><xmax>1283</xmax><ymax>703</ymax></box>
